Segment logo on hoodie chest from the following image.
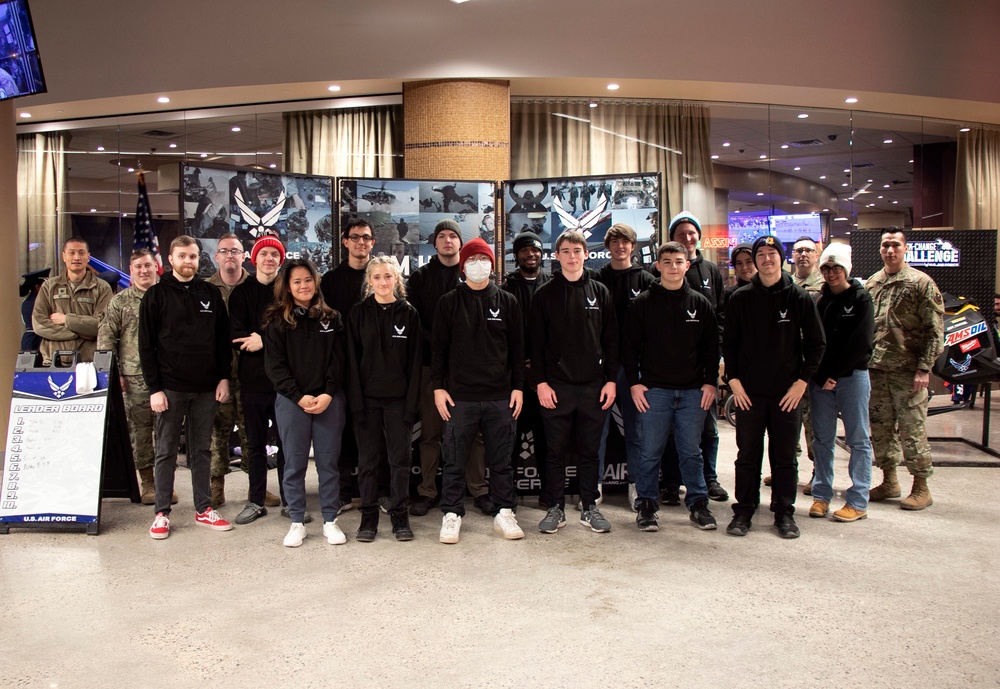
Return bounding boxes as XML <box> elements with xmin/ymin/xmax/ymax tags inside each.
<box><xmin>199</xmin><ymin>300</ymin><xmax>213</xmax><ymax>314</ymax></box>
<box><xmin>487</xmin><ymin>307</ymin><xmax>502</xmax><ymax>322</ymax></box>
<box><xmin>585</xmin><ymin>296</ymin><xmax>600</xmax><ymax>311</ymax></box>
<box><xmin>319</xmin><ymin>319</ymin><xmax>334</xmax><ymax>333</ymax></box>
<box><xmin>686</xmin><ymin>308</ymin><xmax>699</xmax><ymax>323</ymax></box>
<box><xmin>777</xmin><ymin>309</ymin><xmax>790</xmax><ymax>324</ymax></box>
<box><xmin>392</xmin><ymin>324</ymin><xmax>407</xmax><ymax>339</ymax></box>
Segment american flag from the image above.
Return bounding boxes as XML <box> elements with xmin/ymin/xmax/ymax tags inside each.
<box><xmin>134</xmin><ymin>171</ymin><xmax>163</xmax><ymax>273</ymax></box>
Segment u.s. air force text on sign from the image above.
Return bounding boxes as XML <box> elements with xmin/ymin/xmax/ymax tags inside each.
<box><xmin>0</xmin><ymin>368</ymin><xmax>109</xmax><ymax>528</ymax></box>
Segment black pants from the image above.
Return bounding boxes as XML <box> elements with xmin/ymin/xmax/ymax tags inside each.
<box><xmin>513</xmin><ymin>385</ymin><xmax>548</xmax><ymax>501</ymax></box>
<box><xmin>733</xmin><ymin>393</ymin><xmax>801</xmax><ymax>519</ymax></box>
<box><xmin>242</xmin><ymin>391</ymin><xmax>284</xmax><ymax>506</ymax></box>
<box><xmin>339</xmin><ymin>411</ymin><xmax>360</xmax><ymax>503</ymax></box>
<box><xmin>354</xmin><ymin>397</ymin><xmax>410</xmax><ymax>514</ymax></box>
<box><xmin>440</xmin><ymin>399</ymin><xmax>516</xmax><ymax>517</ymax></box>
<box><xmin>541</xmin><ymin>381</ymin><xmax>607</xmax><ymax>511</ymax></box>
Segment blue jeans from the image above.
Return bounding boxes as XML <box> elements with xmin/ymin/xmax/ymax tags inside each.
<box><xmin>275</xmin><ymin>392</ymin><xmax>346</xmax><ymax>523</ymax></box>
<box><xmin>598</xmin><ymin>364</ymin><xmax>640</xmax><ymax>483</ymax></box>
<box><xmin>809</xmin><ymin>370</ymin><xmax>873</xmax><ymax>510</ymax></box>
<box><xmin>635</xmin><ymin>388</ymin><xmax>708</xmax><ymax>507</ymax></box>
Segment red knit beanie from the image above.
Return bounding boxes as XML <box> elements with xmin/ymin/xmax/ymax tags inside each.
<box><xmin>250</xmin><ymin>235</ymin><xmax>285</xmax><ymax>265</ymax></box>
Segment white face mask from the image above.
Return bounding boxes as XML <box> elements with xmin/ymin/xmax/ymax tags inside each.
<box><xmin>464</xmin><ymin>260</ymin><xmax>492</xmax><ymax>283</ymax></box>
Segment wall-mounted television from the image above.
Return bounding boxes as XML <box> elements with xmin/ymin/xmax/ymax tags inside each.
<box><xmin>727</xmin><ymin>210</ymin><xmax>826</xmax><ymax>249</ymax></box>
<box><xmin>0</xmin><ymin>0</ymin><xmax>46</xmax><ymax>101</ymax></box>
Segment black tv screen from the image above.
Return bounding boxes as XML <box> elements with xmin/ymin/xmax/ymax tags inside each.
<box><xmin>0</xmin><ymin>0</ymin><xmax>45</xmax><ymax>100</ymax></box>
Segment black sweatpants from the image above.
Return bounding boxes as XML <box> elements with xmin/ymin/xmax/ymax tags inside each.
<box><xmin>440</xmin><ymin>399</ymin><xmax>517</xmax><ymax>517</ymax></box>
<box><xmin>733</xmin><ymin>393</ymin><xmax>801</xmax><ymax>519</ymax></box>
<box><xmin>541</xmin><ymin>381</ymin><xmax>607</xmax><ymax>511</ymax></box>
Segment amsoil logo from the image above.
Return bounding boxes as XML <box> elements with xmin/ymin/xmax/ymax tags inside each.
<box><xmin>944</xmin><ymin>321</ymin><xmax>987</xmax><ymax>347</ymax></box>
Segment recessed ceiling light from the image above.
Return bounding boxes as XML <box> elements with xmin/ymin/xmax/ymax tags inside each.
<box><xmin>909</xmin><ymin>159</ymin><xmax>914</xmax><ymax>164</ymax></box>
<box><xmin>822</xmin><ymin>208</ymin><xmax>829</xmax><ymax>212</ymax></box>
<box><xmin>606</xmin><ymin>83</ymin><xmax>619</xmax><ymax>91</ymax></box>
<box><xmin>127</xmin><ymin>167</ymin><xmax>134</xmax><ymax>172</ymax></box>
<box><xmin>269</xmin><ymin>163</ymin><xmax>277</xmax><ymax>169</ymax></box>
<box><xmin>867</xmin><ymin>179</ymin><xmax>873</xmax><ymax>183</ymax></box>
<box><xmin>722</xmin><ymin>142</ymin><xmax>730</xmax><ymax>147</ymax></box>
<box><xmin>756</xmin><ymin>192</ymin><xmax>764</xmax><ymax>196</ymax></box>
<box><xmin>200</xmin><ymin>153</ymin><xmax>208</xmax><ymax>158</ymax></box>
<box><xmin>883</xmin><ymin>184</ymin><xmax>890</xmax><ymax>188</ymax></box>
<box><xmin>845</xmin><ymin>97</ymin><xmax>858</xmax><ymax>104</ymax></box>
<box><xmin>169</xmin><ymin>143</ymin><xmax>177</xmax><ymax>149</ymax></box>
<box><xmin>819</xmin><ymin>175</ymin><xmax>827</xmax><ymax>180</ymax></box>
<box><xmin>90</xmin><ymin>208</ymin><xmax>96</xmax><ymax>213</ymax></box>
<box><xmin>842</xmin><ymin>183</ymin><xmax>849</xmax><ymax>187</ymax></box>
<box><xmin>710</xmin><ymin>154</ymin><xmax>719</xmax><ymax>159</ymax></box>
<box><xmin>793</xmin><ymin>166</ymin><xmax>801</xmax><ymax>171</ymax></box>
<box><xmin>18</xmin><ymin>112</ymin><xmax>30</xmax><ymax>118</ymax></box>
<box><xmin>883</xmin><ymin>138</ymin><xmax>893</xmax><ymax>144</ymax></box>
<box><xmin>797</xmin><ymin>113</ymin><xmax>809</xmax><ymax>119</ymax></box>
<box><xmin>157</xmin><ymin>96</ymin><xmax>170</xmax><ymax>103</ymax></box>
<box><xmin>868</xmin><ymin>203</ymin><xmax>875</xmax><ymax>207</ymax></box>
<box><xmin>450</xmin><ymin>0</ymin><xmax>470</xmax><ymax>3</ymax></box>
<box><xmin>792</xmin><ymin>201</ymin><xmax>800</xmax><ymax>205</ymax></box>
<box><xmin>328</xmin><ymin>85</ymin><xmax>342</xmax><ymax>92</ymax></box>
<box><xmin>588</xmin><ymin>102</ymin><xmax>597</xmax><ymax>108</ymax></box>
<box><xmin>959</xmin><ymin>127</ymin><xmax>971</xmax><ymax>132</ymax></box>
<box><xmin>759</xmin><ymin>154</ymin><xmax>767</xmax><ymax>159</ymax></box>
<box><xmin>877</xmin><ymin>195</ymin><xmax>884</xmax><ymax>199</ymax></box>
<box><xmin>97</xmin><ymin>146</ymin><xmax>105</xmax><ymax>151</ymax></box>
<box><xmin>231</xmin><ymin>126</ymin><xmax>241</xmax><ymax>132</ymax></box>
<box><xmin>892</xmin><ymin>200</ymin><xmax>899</xmax><ymax>204</ymax></box>
<box><xmin>835</xmin><ymin>216</ymin><xmax>848</xmax><ymax>221</ymax></box>
<box><xmin>844</xmin><ymin>168</ymin><xmax>850</xmax><ymax>173</ymax></box>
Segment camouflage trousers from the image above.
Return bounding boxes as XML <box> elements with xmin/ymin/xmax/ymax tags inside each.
<box><xmin>122</xmin><ymin>375</ymin><xmax>155</xmax><ymax>471</ymax></box>
<box><xmin>211</xmin><ymin>378</ymin><xmax>250</xmax><ymax>478</ymax></box>
<box><xmin>868</xmin><ymin>368</ymin><xmax>933</xmax><ymax>478</ymax></box>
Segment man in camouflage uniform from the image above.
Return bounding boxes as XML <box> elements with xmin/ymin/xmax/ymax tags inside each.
<box><xmin>206</xmin><ymin>233</ymin><xmax>252</xmax><ymax>508</ymax></box>
<box><xmin>97</xmin><ymin>249</ymin><xmax>176</xmax><ymax>505</ymax></box>
<box><xmin>866</xmin><ymin>230</ymin><xmax>944</xmax><ymax>510</ymax></box>
<box><xmin>790</xmin><ymin>236</ymin><xmax>824</xmax><ymax>493</ymax></box>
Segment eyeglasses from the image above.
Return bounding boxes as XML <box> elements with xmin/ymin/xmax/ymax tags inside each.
<box><xmin>216</xmin><ymin>248</ymin><xmax>244</xmax><ymax>256</ymax></box>
<box><xmin>347</xmin><ymin>235</ymin><xmax>374</xmax><ymax>243</ymax></box>
<box><xmin>465</xmin><ymin>256</ymin><xmax>492</xmax><ymax>264</ymax></box>
<box><xmin>792</xmin><ymin>247</ymin><xmax>817</xmax><ymax>254</ymax></box>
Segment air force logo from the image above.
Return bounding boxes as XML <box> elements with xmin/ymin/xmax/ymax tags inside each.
<box><xmin>490</xmin><ymin>308</ymin><xmax>500</xmax><ymax>318</ymax></box>
<box><xmin>319</xmin><ymin>319</ymin><xmax>333</xmax><ymax>333</ymax></box>
<box><xmin>234</xmin><ymin>188</ymin><xmax>287</xmax><ymax>238</ymax></box>
<box><xmin>551</xmin><ymin>194</ymin><xmax>609</xmax><ymax>240</ymax></box>
<box><xmin>199</xmin><ymin>301</ymin><xmax>212</xmax><ymax>313</ymax></box>
<box><xmin>392</xmin><ymin>324</ymin><xmax>407</xmax><ymax>339</ymax></box>
<box><xmin>48</xmin><ymin>375</ymin><xmax>72</xmax><ymax>398</ymax></box>
<box><xmin>686</xmin><ymin>309</ymin><xmax>699</xmax><ymax>323</ymax></box>
<box><xmin>950</xmin><ymin>354</ymin><xmax>973</xmax><ymax>373</ymax></box>
<box><xmin>777</xmin><ymin>309</ymin><xmax>790</xmax><ymax>324</ymax></box>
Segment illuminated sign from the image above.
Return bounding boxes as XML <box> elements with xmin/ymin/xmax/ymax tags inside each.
<box><xmin>944</xmin><ymin>321</ymin><xmax>987</xmax><ymax>347</ymax></box>
<box><xmin>906</xmin><ymin>238</ymin><xmax>960</xmax><ymax>267</ymax></box>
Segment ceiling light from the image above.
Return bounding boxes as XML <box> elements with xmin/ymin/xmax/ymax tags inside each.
<box><xmin>722</xmin><ymin>142</ymin><xmax>730</xmax><ymax>147</ymax></box>
<box><xmin>883</xmin><ymin>138</ymin><xmax>893</xmax><ymax>144</ymax></box>
<box><xmin>867</xmin><ymin>179</ymin><xmax>873</xmax><ymax>183</ymax></box>
<box><xmin>792</xmin><ymin>201</ymin><xmax>800</xmax><ymax>205</ymax></box>
<box><xmin>157</xmin><ymin>96</ymin><xmax>170</xmax><ymax>103</ymax></box>
<box><xmin>756</xmin><ymin>192</ymin><xmax>764</xmax><ymax>196</ymax></box>
<box><xmin>868</xmin><ymin>203</ymin><xmax>875</xmax><ymax>207</ymax></box>
<box><xmin>710</xmin><ymin>154</ymin><xmax>719</xmax><ymax>159</ymax></box>
<box><xmin>200</xmin><ymin>153</ymin><xmax>208</xmax><ymax>158</ymax></box>
<box><xmin>759</xmin><ymin>154</ymin><xmax>767</xmax><ymax>159</ymax></box>
<box><xmin>797</xmin><ymin>113</ymin><xmax>809</xmax><ymax>119</ymax></box>
<box><xmin>588</xmin><ymin>102</ymin><xmax>597</xmax><ymax>108</ymax></box>
<box><xmin>835</xmin><ymin>216</ymin><xmax>848</xmax><ymax>221</ymax></box>
<box><xmin>780</xmin><ymin>144</ymin><xmax>789</xmax><ymax>149</ymax></box>
<box><xmin>822</xmin><ymin>208</ymin><xmax>829</xmax><ymax>212</ymax></box>
<box><xmin>793</xmin><ymin>166</ymin><xmax>801</xmax><ymax>171</ymax></box>
<box><xmin>606</xmin><ymin>83</ymin><xmax>619</xmax><ymax>91</ymax></box>
<box><xmin>959</xmin><ymin>127</ymin><xmax>971</xmax><ymax>132</ymax></box>
<box><xmin>877</xmin><ymin>195</ymin><xmax>884</xmax><ymax>199</ymax></box>
<box><xmin>819</xmin><ymin>175</ymin><xmax>827</xmax><ymax>180</ymax></box>
<box><xmin>845</xmin><ymin>97</ymin><xmax>858</xmax><ymax>104</ymax></box>
<box><xmin>892</xmin><ymin>200</ymin><xmax>899</xmax><ymax>204</ymax></box>
<box><xmin>451</xmin><ymin>0</ymin><xmax>470</xmax><ymax>3</ymax></box>
<box><xmin>269</xmin><ymin>163</ymin><xmax>277</xmax><ymax>169</ymax></box>
<box><xmin>328</xmin><ymin>85</ymin><xmax>342</xmax><ymax>92</ymax></box>
<box><xmin>844</xmin><ymin>168</ymin><xmax>850</xmax><ymax>173</ymax></box>
<box><xmin>127</xmin><ymin>167</ymin><xmax>134</xmax><ymax>172</ymax></box>
<box><xmin>97</xmin><ymin>146</ymin><xmax>105</xmax><ymax>151</ymax></box>
<box><xmin>18</xmin><ymin>112</ymin><xmax>30</xmax><ymax>118</ymax></box>
<box><xmin>169</xmin><ymin>143</ymin><xmax>177</xmax><ymax>149</ymax></box>
<box><xmin>231</xmin><ymin>126</ymin><xmax>241</xmax><ymax>132</ymax></box>
<box><xmin>90</xmin><ymin>208</ymin><xmax>96</xmax><ymax>213</ymax></box>
<box><xmin>883</xmin><ymin>184</ymin><xmax>890</xmax><ymax>188</ymax></box>
<box><xmin>909</xmin><ymin>159</ymin><xmax>914</xmax><ymax>164</ymax></box>
<box><xmin>842</xmin><ymin>183</ymin><xmax>849</xmax><ymax>187</ymax></box>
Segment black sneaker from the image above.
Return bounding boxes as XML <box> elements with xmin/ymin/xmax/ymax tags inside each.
<box><xmin>689</xmin><ymin>500</ymin><xmax>717</xmax><ymax>530</ymax></box>
<box><xmin>356</xmin><ymin>508</ymin><xmax>379</xmax><ymax>543</ymax></box>
<box><xmin>726</xmin><ymin>514</ymin><xmax>752</xmax><ymax>536</ymax></box>
<box><xmin>409</xmin><ymin>495</ymin><xmax>435</xmax><ymax>517</ymax></box>
<box><xmin>775</xmin><ymin>513</ymin><xmax>800</xmax><ymax>539</ymax></box>
<box><xmin>635</xmin><ymin>499</ymin><xmax>659</xmax><ymax>532</ymax></box>
<box><xmin>234</xmin><ymin>502</ymin><xmax>267</xmax><ymax>525</ymax></box>
<box><xmin>707</xmin><ymin>480</ymin><xmax>729</xmax><ymax>502</ymax></box>
<box><xmin>390</xmin><ymin>511</ymin><xmax>414</xmax><ymax>541</ymax></box>
<box><xmin>473</xmin><ymin>494</ymin><xmax>496</xmax><ymax>516</ymax></box>
<box><xmin>660</xmin><ymin>486</ymin><xmax>681</xmax><ymax>506</ymax></box>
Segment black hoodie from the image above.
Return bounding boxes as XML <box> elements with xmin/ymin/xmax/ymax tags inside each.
<box><xmin>597</xmin><ymin>263</ymin><xmax>657</xmax><ymax>355</ymax></box>
<box><xmin>139</xmin><ymin>271</ymin><xmax>230</xmax><ymax>394</ymax></box>
<box><xmin>529</xmin><ymin>271</ymin><xmax>618</xmax><ymax>386</ymax></box>
<box><xmin>623</xmin><ymin>282</ymin><xmax>718</xmax><ymax>390</ymax></box>
<box><xmin>407</xmin><ymin>255</ymin><xmax>461</xmax><ymax>366</ymax></box>
<box><xmin>265</xmin><ymin>307</ymin><xmax>345</xmax><ymax>403</ymax></box>
<box><xmin>501</xmin><ymin>269</ymin><xmax>550</xmax><ymax>333</ymax></box>
<box><xmin>723</xmin><ymin>272</ymin><xmax>825</xmax><ymax>397</ymax></box>
<box><xmin>345</xmin><ymin>295</ymin><xmax>422</xmax><ymax>422</ymax></box>
<box><xmin>228</xmin><ymin>276</ymin><xmax>276</xmax><ymax>393</ymax></box>
<box><xmin>431</xmin><ymin>283</ymin><xmax>524</xmax><ymax>401</ymax></box>
<box><xmin>813</xmin><ymin>278</ymin><xmax>875</xmax><ymax>384</ymax></box>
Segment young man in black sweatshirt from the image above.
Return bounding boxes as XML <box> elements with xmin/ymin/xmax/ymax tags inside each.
<box><xmin>660</xmin><ymin>212</ymin><xmax>728</xmax><ymax>505</ymax></box>
<box><xmin>139</xmin><ymin>235</ymin><xmax>234</xmax><ymax>539</ymax></box>
<box><xmin>407</xmin><ymin>219</ymin><xmax>489</xmax><ymax>517</ymax></box>
<box><xmin>723</xmin><ymin>235</ymin><xmax>825</xmax><ymax>539</ymax></box>
<box><xmin>596</xmin><ymin>223</ymin><xmax>656</xmax><ymax>511</ymax></box>
<box><xmin>530</xmin><ymin>230</ymin><xmax>618</xmax><ymax>535</ymax></box>
<box><xmin>228</xmin><ymin>233</ymin><xmax>285</xmax><ymax>525</ymax></box>
<box><xmin>501</xmin><ymin>230</ymin><xmax>551</xmax><ymax>507</ymax></box>
<box><xmin>624</xmin><ymin>242</ymin><xmax>719</xmax><ymax>532</ymax></box>
<box><xmin>432</xmin><ymin>238</ymin><xmax>525</xmax><ymax>544</ymax></box>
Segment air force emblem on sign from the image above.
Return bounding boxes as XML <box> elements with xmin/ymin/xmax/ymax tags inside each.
<box><xmin>950</xmin><ymin>354</ymin><xmax>973</xmax><ymax>373</ymax></box>
<box><xmin>234</xmin><ymin>188</ymin><xmax>287</xmax><ymax>238</ymax></box>
<box><xmin>48</xmin><ymin>375</ymin><xmax>72</xmax><ymax>398</ymax></box>
<box><xmin>551</xmin><ymin>195</ymin><xmax>609</xmax><ymax>240</ymax></box>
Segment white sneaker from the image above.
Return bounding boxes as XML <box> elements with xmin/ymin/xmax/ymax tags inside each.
<box><xmin>283</xmin><ymin>522</ymin><xmax>306</xmax><ymax>547</ymax></box>
<box><xmin>628</xmin><ymin>483</ymin><xmax>638</xmax><ymax>512</ymax></box>
<box><xmin>323</xmin><ymin>520</ymin><xmax>347</xmax><ymax>545</ymax></box>
<box><xmin>493</xmin><ymin>508</ymin><xmax>525</xmax><ymax>540</ymax></box>
<box><xmin>439</xmin><ymin>512</ymin><xmax>462</xmax><ymax>544</ymax></box>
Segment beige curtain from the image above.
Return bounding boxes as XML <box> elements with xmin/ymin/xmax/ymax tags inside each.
<box><xmin>282</xmin><ymin>105</ymin><xmax>402</xmax><ymax>178</ymax></box>
<box><xmin>17</xmin><ymin>132</ymin><xmax>69</xmax><ymax>274</ymax></box>
<box><xmin>511</xmin><ymin>101</ymin><xmax>716</xmax><ymax>239</ymax></box>
<box><xmin>955</xmin><ymin>126</ymin><xmax>1000</xmax><ymax>230</ymax></box>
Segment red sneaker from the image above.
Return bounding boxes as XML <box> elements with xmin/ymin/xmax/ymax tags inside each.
<box><xmin>149</xmin><ymin>512</ymin><xmax>170</xmax><ymax>540</ymax></box>
<box><xmin>195</xmin><ymin>508</ymin><xmax>234</xmax><ymax>531</ymax></box>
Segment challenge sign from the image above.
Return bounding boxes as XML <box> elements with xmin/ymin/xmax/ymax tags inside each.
<box><xmin>906</xmin><ymin>238</ymin><xmax>961</xmax><ymax>267</ymax></box>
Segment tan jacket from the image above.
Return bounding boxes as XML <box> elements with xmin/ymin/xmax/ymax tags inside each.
<box><xmin>32</xmin><ymin>269</ymin><xmax>113</xmax><ymax>365</ymax></box>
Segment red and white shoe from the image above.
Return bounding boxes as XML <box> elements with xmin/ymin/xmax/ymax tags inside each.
<box><xmin>149</xmin><ymin>512</ymin><xmax>170</xmax><ymax>540</ymax></box>
<box><xmin>195</xmin><ymin>508</ymin><xmax>233</xmax><ymax>531</ymax></box>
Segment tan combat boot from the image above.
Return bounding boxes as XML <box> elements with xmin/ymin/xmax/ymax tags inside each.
<box><xmin>138</xmin><ymin>467</ymin><xmax>156</xmax><ymax>505</ymax></box>
<box><xmin>869</xmin><ymin>466</ymin><xmax>901</xmax><ymax>502</ymax></box>
<box><xmin>211</xmin><ymin>475</ymin><xmax>226</xmax><ymax>508</ymax></box>
<box><xmin>900</xmin><ymin>476</ymin><xmax>933</xmax><ymax>510</ymax></box>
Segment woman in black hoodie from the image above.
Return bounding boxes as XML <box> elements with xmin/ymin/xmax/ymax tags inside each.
<box><xmin>265</xmin><ymin>259</ymin><xmax>347</xmax><ymax>548</ymax></box>
<box><xmin>346</xmin><ymin>256</ymin><xmax>422</xmax><ymax>542</ymax></box>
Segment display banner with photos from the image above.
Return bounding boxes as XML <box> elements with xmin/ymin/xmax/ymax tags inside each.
<box><xmin>850</xmin><ymin>230</ymin><xmax>998</xmax><ymax>323</ymax></box>
<box><xmin>180</xmin><ymin>163</ymin><xmax>335</xmax><ymax>275</ymax></box>
<box><xmin>338</xmin><ymin>178</ymin><xmax>498</xmax><ymax>278</ymax></box>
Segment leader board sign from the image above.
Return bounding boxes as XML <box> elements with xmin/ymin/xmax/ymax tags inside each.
<box><xmin>0</xmin><ymin>368</ymin><xmax>110</xmax><ymax>528</ymax></box>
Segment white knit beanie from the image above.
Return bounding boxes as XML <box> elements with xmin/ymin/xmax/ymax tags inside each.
<box><xmin>819</xmin><ymin>243</ymin><xmax>852</xmax><ymax>275</ymax></box>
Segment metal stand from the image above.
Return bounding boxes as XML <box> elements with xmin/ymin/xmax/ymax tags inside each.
<box><xmin>928</xmin><ymin>383</ymin><xmax>1000</xmax><ymax>464</ymax></box>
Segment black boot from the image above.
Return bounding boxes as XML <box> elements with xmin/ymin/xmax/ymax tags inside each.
<box><xmin>390</xmin><ymin>510</ymin><xmax>414</xmax><ymax>541</ymax></box>
<box><xmin>356</xmin><ymin>508</ymin><xmax>379</xmax><ymax>542</ymax></box>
